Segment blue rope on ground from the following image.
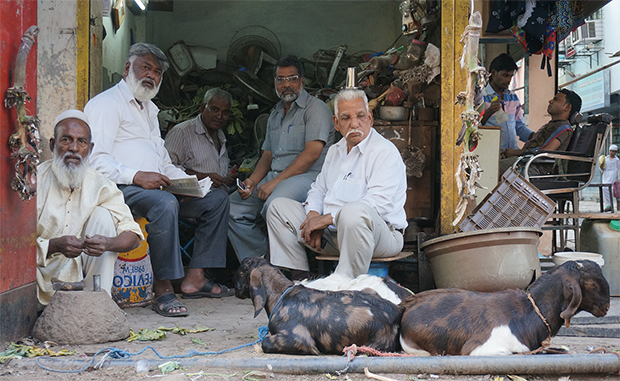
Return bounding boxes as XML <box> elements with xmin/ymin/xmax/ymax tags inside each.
<box><xmin>34</xmin><ymin>326</ymin><xmax>270</xmax><ymax>373</ymax></box>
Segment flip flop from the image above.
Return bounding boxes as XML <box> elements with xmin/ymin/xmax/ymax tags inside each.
<box><xmin>151</xmin><ymin>293</ymin><xmax>189</xmax><ymax>317</ymax></box>
<box><xmin>182</xmin><ymin>278</ymin><xmax>235</xmax><ymax>299</ymax></box>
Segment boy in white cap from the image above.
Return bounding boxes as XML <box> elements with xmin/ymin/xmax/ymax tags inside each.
<box><xmin>36</xmin><ymin>110</ymin><xmax>143</xmax><ymax>308</ymax></box>
<box><xmin>600</xmin><ymin>144</ymin><xmax>620</xmax><ymax>212</ymax></box>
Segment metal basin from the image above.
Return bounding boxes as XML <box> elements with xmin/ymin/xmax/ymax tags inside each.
<box><xmin>420</xmin><ymin>227</ymin><xmax>542</xmax><ymax>292</ymax></box>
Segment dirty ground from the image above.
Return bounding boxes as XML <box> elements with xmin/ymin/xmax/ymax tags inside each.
<box><xmin>1</xmin><ymin>296</ymin><xmax>619</xmax><ymax>381</ymax></box>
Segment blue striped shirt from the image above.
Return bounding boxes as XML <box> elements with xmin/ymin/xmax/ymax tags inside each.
<box><xmin>482</xmin><ymin>84</ymin><xmax>534</xmax><ymax>151</ymax></box>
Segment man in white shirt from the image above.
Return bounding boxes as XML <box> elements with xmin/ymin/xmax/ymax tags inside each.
<box><xmin>85</xmin><ymin>43</ymin><xmax>232</xmax><ymax>318</ymax></box>
<box><xmin>601</xmin><ymin>144</ymin><xmax>620</xmax><ymax>212</ymax></box>
<box><xmin>266</xmin><ymin>89</ymin><xmax>407</xmax><ymax>280</ymax></box>
<box><xmin>165</xmin><ymin>88</ymin><xmax>237</xmax><ymax>192</ymax></box>
<box><xmin>37</xmin><ymin>110</ymin><xmax>143</xmax><ymax>308</ymax></box>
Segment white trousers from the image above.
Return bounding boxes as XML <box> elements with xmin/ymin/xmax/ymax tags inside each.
<box><xmin>80</xmin><ymin>206</ymin><xmax>119</xmax><ymax>296</ymax></box>
<box><xmin>267</xmin><ymin>197</ymin><xmax>404</xmax><ymax>278</ymax></box>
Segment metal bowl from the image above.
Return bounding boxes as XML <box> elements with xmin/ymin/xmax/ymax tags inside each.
<box><xmin>379</xmin><ymin>106</ymin><xmax>408</xmax><ymax>121</ymax></box>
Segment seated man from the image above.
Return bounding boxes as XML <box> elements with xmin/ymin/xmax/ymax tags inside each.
<box><xmin>36</xmin><ymin>110</ymin><xmax>143</xmax><ymax>308</ymax></box>
<box><xmin>85</xmin><ymin>43</ymin><xmax>232</xmax><ymax>318</ymax></box>
<box><xmin>266</xmin><ymin>89</ymin><xmax>407</xmax><ymax>280</ymax></box>
<box><xmin>499</xmin><ymin>89</ymin><xmax>582</xmax><ymax>175</ymax></box>
<box><xmin>165</xmin><ymin>88</ymin><xmax>237</xmax><ymax>192</ymax></box>
<box><xmin>229</xmin><ymin>55</ymin><xmax>335</xmax><ymax>262</ymax></box>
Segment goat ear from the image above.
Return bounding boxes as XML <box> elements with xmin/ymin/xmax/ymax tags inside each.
<box><xmin>560</xmin><ymin>277</ymin><xmax>582</xmax><ymax>321</ymax></box>
<box><xmin>249</xmin><ymin>270</ymin><xmax>267</xmax><ymax>318</ymax></box>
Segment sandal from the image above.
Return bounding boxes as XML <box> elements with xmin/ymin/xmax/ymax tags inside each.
<box><xmin>181</xmin><ymin>278</ymin><xmax>235</xmax><ymax>299</ymax></box>
<box><xmin>151</xmin><ymin>293</ymin><xmax>189</xmax><ymax>317</ymax></box>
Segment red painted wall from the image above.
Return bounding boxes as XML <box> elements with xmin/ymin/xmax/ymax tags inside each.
<box><xmin>0</xmin><ymin>0</ymin><xmax>38</xmax><ymax>293</ymax></box>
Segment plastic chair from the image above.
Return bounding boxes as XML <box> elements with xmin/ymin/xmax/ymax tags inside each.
<box><xmin>179</xmin><ymin>219</ymin><xmax>198</xmax><ymax>263</ymax></box>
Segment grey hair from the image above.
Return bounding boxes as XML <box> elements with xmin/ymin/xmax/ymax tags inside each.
<box><xmin>203</xmin><ymin>88</ymin><xmax>233</xmax><ymax>106</ymax></box>
<box><xmin>126</xmin><ymin>43</ymin><xmax>169</xmax><ymax>72</ymax></box>
<box><xmin>333</xmin><ymin>89</ymin><xmax>369</xmax><ymax>116</ymax></box>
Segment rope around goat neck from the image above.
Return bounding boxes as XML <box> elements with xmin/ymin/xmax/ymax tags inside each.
<box><xmin>523</xmin><ymin>291</ymin><xmax>552</xmax><ymax>354</ymax></box>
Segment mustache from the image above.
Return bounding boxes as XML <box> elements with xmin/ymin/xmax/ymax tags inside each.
<box><xmin>140</xmin><ymin>78</ymin><xmax>156</xmax><ymax>87</ymax></box>
<box><xmin>345</xmin><ymin>129</ymin><xmax>364</xmax><ymax>139</ymax></box>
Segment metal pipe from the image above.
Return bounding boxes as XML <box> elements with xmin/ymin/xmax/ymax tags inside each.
<box><xmin>559</xmin><ymin>59</ymin><xmax>620</xmax><ymax>88</ymax></box>
<box><xmin>27</xmin><ymin>354</ymin><xmax>620</xmax><ymax>375</ymax></box>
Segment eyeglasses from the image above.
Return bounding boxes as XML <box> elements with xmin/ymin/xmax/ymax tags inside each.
<box><xmin>275</xmin><ymin>75</ymin><xmax>301</xmax><ymax>85</ymax></box>
<box><xmin>207</xmin><ymin>105</ymin><xmax>231</xmax><ymax>118</ymax></box>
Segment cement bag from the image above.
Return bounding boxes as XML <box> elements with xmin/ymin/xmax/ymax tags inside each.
<box><xmin>111</xmin><ymin>218</ymin><xmax>153</xmax><ymax>308</ymax></box>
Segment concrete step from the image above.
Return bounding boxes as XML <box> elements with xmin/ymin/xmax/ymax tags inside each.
<box><xmin>557</xmin><ymin>323</ymin><xmax>620</xmax><ymax>338</ymax></box>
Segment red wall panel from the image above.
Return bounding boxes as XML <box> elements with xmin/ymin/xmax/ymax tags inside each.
<box><xmin>0</xmin><ymin>0</ymin><xmax>38</xmax><ymax>293</ymax></box>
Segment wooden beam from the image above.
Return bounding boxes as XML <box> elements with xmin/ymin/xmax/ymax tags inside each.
<box><xmin>440</xmin><ymin>0</ymin><xmax>469</xmax><ymax>233</ymax></box>
<box><xmin>76</xmin><ymin>0</ymin><xmax>89</xmax><ymax>110</ymax></box>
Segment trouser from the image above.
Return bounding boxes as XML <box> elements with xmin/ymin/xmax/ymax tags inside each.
<box><xmin>120</xmin><ymin>185</ymin><xmax>229</xmax><ymax>281</ymax></box>
<box><xmin>80</xmin><ymin>206</ymin><xmax>118</xmax><ymax>295</ymax></box>
<box><xmin>267</xmin><ymin>197</ymin><xmax>404</xmax><ymax>279</ymax></box>
<box><xmin>602</xmin><ymin>171</ymin><xmax>617</xmax><ymax>208</ymax></box>
<box><xmin>228</xmin><ymin>172</ymin><xmax>316</xmax><ymax>261</ymax></box>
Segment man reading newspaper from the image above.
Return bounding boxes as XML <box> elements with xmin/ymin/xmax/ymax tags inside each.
<box><xmin>85</xmin><ymin>43</ymin><xmax>232</xmax><ymax>318</ymax></box>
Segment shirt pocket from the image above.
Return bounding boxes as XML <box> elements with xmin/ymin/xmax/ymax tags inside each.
<box><xmin>334</xmin><ymin>178</ymin><xmax>365</xmax><ymax>203</ymax></box>
<box><xmin>283</xmin><ymin>124</ymin><xmax>305</xmax><ymax>152</ymax></box>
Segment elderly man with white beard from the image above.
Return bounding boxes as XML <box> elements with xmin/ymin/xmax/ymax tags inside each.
<box><xmin>85</xmin><ymin>43</ymin><xmax>232</xmax><ymax>318</ymax></box>
<box><xmin>36</xmin><ymin>110</ymin><xmax>143</xmax><ymax>309</ymax></box>
<box><xmin>266</xmin><ymin>89</ymin><xmax>407</xmax><ymax>280</ymax></box>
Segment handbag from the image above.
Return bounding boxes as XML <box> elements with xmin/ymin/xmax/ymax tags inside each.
<box><xmin>613</xmin><ymin>180</ymin><xmax>620</xmax><ymax>198</ymax></box>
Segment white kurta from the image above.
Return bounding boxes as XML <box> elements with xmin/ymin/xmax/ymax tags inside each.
<box><xmin>37</xmin><ymin>161</ymin><xmax>143</xmax><ymax>304</ymax></box>
<box><xmin>602</xmin><ymin>155</ymin><xmax>620</xmax><ymax>208</ymax></box>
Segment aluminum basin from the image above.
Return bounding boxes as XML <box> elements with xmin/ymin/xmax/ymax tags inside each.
<box><xmin>420</xmin><ymin>227</ymin><xmax>542</xmax><ymax>292</ymax></box>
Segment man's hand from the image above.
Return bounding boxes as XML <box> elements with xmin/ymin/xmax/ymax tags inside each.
<box><xmin>481</xmin><ymin>100</ymin><xmax>502</xmax><ymax>125</ymax></box>
<box><xmin>257</xmin><ymin>178</ymin><xmax>279</xmax><ymax>200</ymax></box>
<box><xmin>48</xmin><ymin>236</ymin><xmax>84</xmax><ymax>258</ymax></box>
<box><xmin>223</xmin><ymin>165</ymin><xmax>239</xmax><ymax>187</ymax></box>
<box><xmin>133</xmin><ymin>171</ymin><xmax>172</xmax><ymax>189</ymax></box>
<box><xmin>300</xmin><ymin>211</ymin><xmax>333</xmax><ymax>250</ymax></box>
<box><xmin>238</xmin><ymin>178</ymin><xmax>255</xmax><ymax>200</ymax></box>
<box><xmin>82</xmin><ymin>234</ymin><xmax>109</xmax><ymax>257</ymax></box>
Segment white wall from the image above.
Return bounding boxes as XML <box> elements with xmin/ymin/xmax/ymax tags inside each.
<box><xmin>102</xmin><ymin>5</ymin><xmax>145</xmax><ymax>89</ymax></box>
<box><xmin>37</xmin><ymin>0</ymin><xmax>79</xmax><ymax>161</ymax></box>
<box><xmin>145</xmin><ymin>1</ymin><xmax>400</xmax><ymax>63</ymax></box>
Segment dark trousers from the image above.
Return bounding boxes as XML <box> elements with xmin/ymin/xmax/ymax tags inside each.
<box><xmin>119</xmin><ymin>185</ymin><xmax>229</xmax><ymax>281</ymax></box>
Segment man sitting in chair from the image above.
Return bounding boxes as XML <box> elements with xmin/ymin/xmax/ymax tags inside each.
<box><xmin>499</xmin><ymin>89</ymin><xmax>582</xmax><ymax>175</ymax></box>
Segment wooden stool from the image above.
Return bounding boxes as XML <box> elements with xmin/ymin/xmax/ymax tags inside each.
<box><xmin>315</xmin><ymin>251</ymin><xmax>415</xmax><ymax>277</ymax></box>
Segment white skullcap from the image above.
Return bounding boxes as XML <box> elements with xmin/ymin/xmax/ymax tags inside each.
<box><xmin>53</xmin><ymin>109</ymin><xmax>90</xmax><ymax>128</ymax></box>
<box><xmin>610</xmin><ymin>144</ymin><xmax>618</xmax><ymax>151</ymax></box>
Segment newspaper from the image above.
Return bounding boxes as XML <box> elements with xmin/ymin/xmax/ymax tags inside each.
<box><xmin>164</xmin><ymin>175</ymin><xmax>212</xmax><ymax>198</ymax></box>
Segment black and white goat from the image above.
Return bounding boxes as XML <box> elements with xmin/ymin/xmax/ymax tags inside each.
<box><xmin>399</xmin><ymin>260</ymin><xmax>610</xmax><ymax>356</ymax></box>
<box><xmin>234</xmin><ymin>257</ymin><xmax>404</xmax><ymax>355</ymax></box>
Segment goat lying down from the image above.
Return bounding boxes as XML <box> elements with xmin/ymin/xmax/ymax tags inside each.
<box><xmin>399</xmin><ymin>260</ymin><xmax>610</xmax><ymax>356</ymax></box>
<box><xmin>234</xmin><ymin>257</ymin><xmax>404</xmax><ymax>355</ymax></box>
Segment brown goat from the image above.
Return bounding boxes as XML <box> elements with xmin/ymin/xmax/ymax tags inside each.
<box><xmin>234</xmin><ymin>257</ymin><xmax>404</xmax><ymax>355</ymax></box>
<box><xmin>399</xmin><ymin>260</ymin><xmax>610</xmax><ymax>356</ymax></box>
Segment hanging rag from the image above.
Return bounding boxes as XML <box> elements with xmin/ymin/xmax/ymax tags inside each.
<box><xmin>486</xmin><ymin>0</ymin><xmax>526</xmax><ymax>34</ymax></box>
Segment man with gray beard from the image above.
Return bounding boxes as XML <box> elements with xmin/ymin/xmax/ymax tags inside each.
<box><xmin>36</xmin><ymin>110</ymin><xmax>143</xmax><ymax>309</ymax></box>
<box><xmin>267</xmin><ymin>89</ymin><xmax>407</xmax><ymax>280</ymax></box>
<box><xmin>85</xmin><ymin>43</ymin><xmax>232</xmax><ymax>318</ymax></box>
<box><xmin>229</xmin><ymin>55</ymin><xmax>335</xmax><ymax>262</ymax></box>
